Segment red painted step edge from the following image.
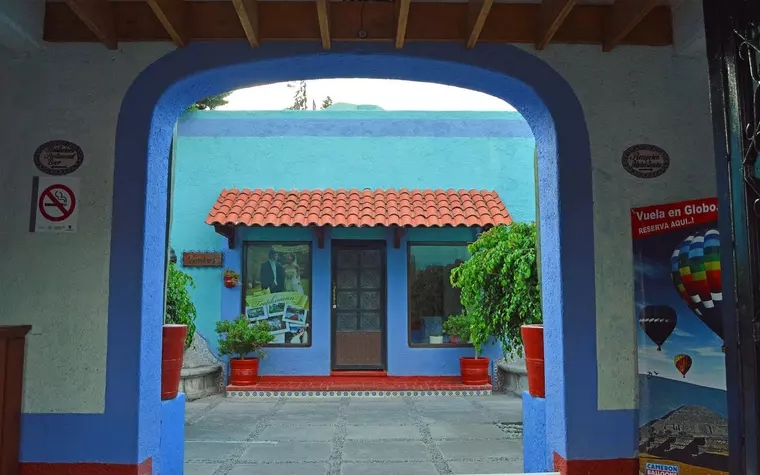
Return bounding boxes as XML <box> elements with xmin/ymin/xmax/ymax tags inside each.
<box><xmin>553</xmin><ymin>452</ymin><xmax>637</xmax><ymax>475</ymax></box>
<box><xmin>20</xmin><ymin>458</ymin><xmax>152</xmax><ymax>475</ymax></box>
<box><xmin>226</xmin><ymin>375</ymin><xmax>492</xmax><ymax>392</ymax></box>
<box><xmin>329</xmin><ymin>370</ymin><xmax>388</xmax><ymax>377</ymax></box>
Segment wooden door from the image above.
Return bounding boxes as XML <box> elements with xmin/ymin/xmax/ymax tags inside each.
<box><xmin>331</xmin><ymin>241</ymin><xmax>386</xmax><ymax>370</ymax></box>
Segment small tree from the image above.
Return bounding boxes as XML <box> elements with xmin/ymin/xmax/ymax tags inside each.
<box><xmin>165</xmin><ymin>262</ymin><xmax>197</xmax><ymax>348</ymax></box>
<box><xmin>215</xmin><ymin>315</ymin><xmax>274</xmax><ymax>360</ymax></box>
<box><xmin>286</xmin><ymin>81</ymin><xmax>333</xmax><ymax>110</ymax></box>
<box><xmin>442</xmin><ymin>313</ymin><xmax>489</xmax><ymax>358</ymax></box>
<box><xmin>187</xmin><ymin>92</ymin><xmax>232</xmax><ymax>111</ymax></box>
<box><xmin>450</xmin><ymin>222</ymin><xmax>541</xmax><ymax>358</ymax></box>
<box><xmin>286</xmin><ymin>81</ymin><xmax>309</xmax><ymax>110</ymax></box>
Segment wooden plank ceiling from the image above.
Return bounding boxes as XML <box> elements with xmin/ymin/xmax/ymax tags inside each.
<box><xmin>47</xmin><ymin>0</ymin><xmax>672</xmax><ymax>52</ymax></box>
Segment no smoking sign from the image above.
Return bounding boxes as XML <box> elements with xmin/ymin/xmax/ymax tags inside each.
<box><xmin>30</xmin><ymin>176</ymin><xmax>80</xmax><ymax>233</ymax></box>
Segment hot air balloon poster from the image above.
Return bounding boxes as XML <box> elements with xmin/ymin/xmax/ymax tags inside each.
<box><xmin>631</xmin><ymin>197</ymin><xmax>728</xmax><ymax>475</ymax></box>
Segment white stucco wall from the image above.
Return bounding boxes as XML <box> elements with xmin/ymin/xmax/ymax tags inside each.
<box><xmin>0</xmin><ymin>44</ymin><xmax>172</xmax><ymax>413</ymax></box>
<box><xmin>0</xmin><ymin>39</ymin><xmax>714</xmax><ymax>413</ymax></box>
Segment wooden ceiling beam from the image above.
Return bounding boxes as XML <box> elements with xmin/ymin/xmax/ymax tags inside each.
<box><xmin>316</xmin><ymin>0</ymin><xmax>331</xmax><ymax>49</ymax></box>
<box><xmin>395</xmin><ymin>0</ymin><xmax>411</xmax><ymax>49</ymax></box>
<box><xmin>603</xmin><ymin>0</ymin><xmax>660</xmax><ymax>52</ymax></box>
<box><xmin>63</xmin><ymin>0</ymin><xmax>117</xmax><ymax>49</ymax></box>
<box><xmin>465</xmin><ymin>0</ymin><xmax>494</xmax><ymax>49</ymax></box>
<box><xmin>43</xmin><ymin>1</ymin><xmax>674</xmax><ymax>50</ymax></box>
<box><xmin>147</xmin><ymin>0</ymin><xmax>187</xmax><ymax>47</ymax></box>
<box><xmin>535</xmin><ymin>0</ymin><xmax>576</xmax><ymax>50</ymax></box>
<box><xmin>232</xmin><ymin>0</ymin><xmax>260</xmax><ymax>47</ymax></box>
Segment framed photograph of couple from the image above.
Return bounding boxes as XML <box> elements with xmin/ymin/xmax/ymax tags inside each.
<box><xmin>242</xmin><ymin>242</ymin><xmax>312</xmax><ymax>347</ymax></box>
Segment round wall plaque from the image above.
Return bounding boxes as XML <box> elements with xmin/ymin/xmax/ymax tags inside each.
<box><xmin>621</xmin><ymin>144</ymin><xmax>670</xmax><ymax>179</ymax></box>
<box><xmin>33</xmin><ymin>140</ymin><xmax>84</xmax><ymax>176</ymax></box>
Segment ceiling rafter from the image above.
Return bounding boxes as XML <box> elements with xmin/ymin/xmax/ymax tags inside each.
<box><xmin>43</xmin><ymin>1</ymin><xmax>674</xmax><ymax>51</ymax></box>
<box><xmin>465</xmin><ymin>0</ymin><xmax>494</xmax><ymax>49</ymax></box>
<box><xmin>63</xmin><ymin>0</ymin><xmax>117</xmax><ymax>50</ymax></box>
<box><xmin>232</xmin><ymin>0</ymin><xmax>260</xmax><ymax>47</ymax></box>
<box><xmin>535</xmin><ymin>0</ymin><xmax>576</xmax><ymax>50</ymax></box>
<box><xmin>147</xmin><ymin>0</ymin><xmax>187</xmax><ymax>47</ymax></box>
<box><xmin>316</xmin><ymin>0</ymin><xmax>331</xmax><ymax>49</ymax></box>
<box><xmin>603</xmin><ymin>0</ymin><xmax>660</xmax><ymax>52</ymax></box>
<box><xmin>395</xmin><ymin>0</ymin><xmax>411</xmax><ymax>49</ymax></box>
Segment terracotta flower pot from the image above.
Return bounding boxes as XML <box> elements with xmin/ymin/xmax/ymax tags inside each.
<box><xmin>161</xmin><ymin>324</ymin><xmax>187</xmax><ymax>400</ymax></box>
<box><xmin>229</xmin><ymin>358</ymin><xmax>260</xmax><ymax>386</ymax></box>
<box><xmin>521</xmin><ymin>324</ymin><xmax>545</xmax><ymax>398</ymax></box>
<box><xmin>223</xmin><ymin>276</ymin><xmax>237</xmax><ymax>288</ymax></box>
<box><xmin>459</xmin><ymin>356</ymin><xmax>490</xmax><ymax>385</ymax></box>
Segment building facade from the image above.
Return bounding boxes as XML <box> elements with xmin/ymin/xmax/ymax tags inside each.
<box><xmin>171</xmin><ymin>110</ymin><xmax>536</xmax><ymax>376</ymax></box>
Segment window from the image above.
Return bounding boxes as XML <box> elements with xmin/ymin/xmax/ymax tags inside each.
<box><xmin>242</xmin><ymin>242</ymin><xmax>312</xmax><ymax>347</ymax></box>
<box><xmin>408</xmin><ymin>243</ymin><xmax>471</xmax><ymax>346</ymax></box>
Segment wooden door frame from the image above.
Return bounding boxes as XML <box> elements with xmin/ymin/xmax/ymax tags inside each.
<box><xmin>330</xmin><ymin>239</ymin><xmax>388</xmax><ymax>371</ymax></box>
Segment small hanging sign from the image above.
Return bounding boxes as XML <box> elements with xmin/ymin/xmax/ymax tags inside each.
<box><xmin>34</xmin><ymin>140</ymin><xmax>84</xmax><ymax>176</ymax></box>
<box><xmin>621</xmin><ymin>144</ymin><xmax>670</xmax><ymax>179</ymax></box>
<box><xmin>182</xmin><ymin>252</ymin><xmax>223</xmax><ymax>267</ymax></box>
<box><xmin>29</xmin><ymin>176</ymin><xmax>80</xmax><ymax>233</ymax></box>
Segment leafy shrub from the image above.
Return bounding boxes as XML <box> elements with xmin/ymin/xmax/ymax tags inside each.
<box><xmin>441</xmin><ymin>311</ymin><xmax>490</xmax><ymax>358</ymax></box>
<box><xmin>450</xmin><ymin>222</ymin><xmax>542</xmax><ymax>358</ymax></box>
<box><xmin>165</xmin><ymin>262</ymin><xmax>197</xmax><ymax>348</ymax></box>
<box><xmin>215</xmin><ymin>315</ymin><xmax>275</xmax><ymax>360</ymax></box>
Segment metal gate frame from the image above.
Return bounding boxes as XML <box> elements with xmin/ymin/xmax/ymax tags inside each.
<box><xmin>703</xmin><ymin>0</ymin><xmax>760</xmax><ymax>472</ymax></box>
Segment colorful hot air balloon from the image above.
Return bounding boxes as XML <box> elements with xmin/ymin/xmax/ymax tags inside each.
<box><xmin>638</xmin><ymin>305</ymin><xmax>677</xmax><ymax>351</ymax></box>
<box><xmin>670</xmin><ymin>229</ymin><xmax>723</xmax><ymax>345</ymax></box>
<box><xmin>674</xmin><ymin>353</ymin><xmax>692</xmax><ymax>378</ymax></box>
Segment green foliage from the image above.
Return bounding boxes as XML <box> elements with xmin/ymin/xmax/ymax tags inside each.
<box><xmin>186</xmin><ymin>92</ymin><xmax>232</xmax><ymax>112</ymax></box>
<box><xmin>442</xmin><ymin>313</ymin><xmax>470</xmax><ymax>340</ymax></box>
<box><xmin>449</xmin><ymin>222</ymin><xmax>542</xmax><ymax>358</ymax></box>
<box><xmin>165</xmin><ymin>263</ymin><xmax>197</xmax><ymax>348</ymax></box>
<box><xmin>215</xmin><ymin>315</ymin><xmax>275</xmax><ymax>360</ymax></box>
<box><xmin>286</xmin><ymin>81</ymin><xmax>309</xmax><ymax>110</ymax></box>
<box><xmin>286</xmin><ymin>81</ymin><xmax>333</xmax><ymax>110</ymax></box>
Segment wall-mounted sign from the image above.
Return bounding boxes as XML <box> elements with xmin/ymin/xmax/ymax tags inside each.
<box><xmin>182</xmin><ymin>252</ymin><xmax>223</xmax><ymax>267</ymax></box>
<box><xmin>34</xmin><ymin>140</ymin><xmax>84</xmax><ymax>176</ymax></box>
<box><xmin>29</xmin><ymin>176</ymin><xmax>80</xmax><ymax>233</ymax></box>
<box><xmin>621</xmin><ymin>144</ymin><xmax>670</xmax><ymax>179</ymax></box>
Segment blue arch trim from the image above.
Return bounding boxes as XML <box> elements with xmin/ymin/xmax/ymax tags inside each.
<box><xmin>19</xmin><ymin>42</ymin><xmax>635</xmax><ymax>464</ymax></box>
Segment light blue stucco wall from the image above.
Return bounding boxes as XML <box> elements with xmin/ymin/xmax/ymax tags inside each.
<box><xmin>170</xmin><ymin>110</ymin><xmax>536</xmax><ymax>375</ymax></box>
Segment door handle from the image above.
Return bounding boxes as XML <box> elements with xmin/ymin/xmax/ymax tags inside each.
<box><xmin>332</xmin><ymin>282</ymin><xmax>337</xmax><ymax>309</ymax></box>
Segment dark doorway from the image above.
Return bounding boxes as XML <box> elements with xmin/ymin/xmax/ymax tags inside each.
<box><xmin>331</xmin><ymin>240</ymin><xmax>387</xmax><ymax>370</ymax></box>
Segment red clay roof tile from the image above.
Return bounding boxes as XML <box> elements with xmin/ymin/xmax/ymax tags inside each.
<box><xmin>205</xmin><ymin>188</ymin><xmax>513</xmax><ymax>228</ymax></box>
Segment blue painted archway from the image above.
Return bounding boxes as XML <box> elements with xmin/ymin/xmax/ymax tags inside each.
<box><xmin>20</xmin><ymin>42</ymin><xmax>636</xmax><ymax>474</ymax></box>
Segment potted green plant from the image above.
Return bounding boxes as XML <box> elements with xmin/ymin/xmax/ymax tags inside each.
<box><xmin>215</xmin><ymin>315</ymin><xmax>274</xmax><ymax>386</ymax></box>
<box><xmin>450</xmin><ymin>222</ymin><xmax>542</xmax><ymax>393</ymax></box>
<box><xmin>162</xmin><ymin>262</ymin><xmax>197</xmax><ymax>400</ymax></box>
<box><xmin>223</xmin><ymin>269</ymin><xmax>240</xmax><ymax>288</ymax></box>
<box><xmin>442</xmin><ymin>312</ymin><xmax>490</xmax><ymax>384</ymax></box>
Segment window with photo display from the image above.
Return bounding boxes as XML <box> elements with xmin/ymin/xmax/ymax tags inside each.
<box><xmin>242</xmin><ymin>242</ymin><xmax>312</xmax><ymax>347</ymax></box>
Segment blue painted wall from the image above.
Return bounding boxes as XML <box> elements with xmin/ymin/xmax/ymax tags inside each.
<box><xmin>24</xmin><ymin>41</ymin><xmax>624</xmax><ymax>469</ymax></box>
<box><xmin>170</xmin><ymin>110</ymin><xmax>535</xmax><ymax>375</ymax></box>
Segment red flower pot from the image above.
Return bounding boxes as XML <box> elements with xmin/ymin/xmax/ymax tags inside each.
<box><xmin>224</xmin><ymin>276</ymin><xmax>237</xmax><ymax>288</ymax></box>
<box><xmin>229</xmin><ymin>358</ymin><xmax>260</xmax><ymax>386</ymax></box>
<box><xmin>521</xmin><ymin>324</ymin><xmax>545</xmax><ymax>398</ymax></box>
<box><xmin>459</xmin><ymin>356</ymin><xmax>490</xmax><ymax>385</ymax></box>
<box><xmin>161</xmin><ymin>324</ymin><xmax>187</xmax><ymax>401</ymax></box>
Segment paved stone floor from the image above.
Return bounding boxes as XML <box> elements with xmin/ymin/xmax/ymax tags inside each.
<box><xmin>184</xmin><ymin>394</ymin><xmax>524</xmax><ymax>475</ymax></box>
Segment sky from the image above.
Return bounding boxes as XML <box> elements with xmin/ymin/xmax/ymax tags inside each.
<box><xmin>217</xmin><ymin>78</ymin><xmax>515</xmax><ymax>111</ymax></box>
<box><xmin>633</xmin><ymin>221</ymin><xmax>727</xmax><ymax>391</ymax></box>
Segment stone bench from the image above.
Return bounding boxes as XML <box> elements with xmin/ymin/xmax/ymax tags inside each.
<box><xmin>180</xmin><ymin>332</ymin><xmax>226</xmax><ymax>401</ymax></box>
<box><xmin>495</xmin><ymin>359</ymin><xmax>528</xmax><ymax>396</ymax></box>
<box><xmin>180</xmin><ymin>364</ymin><xmax>223</xmax><ymax>401</ymax></box>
